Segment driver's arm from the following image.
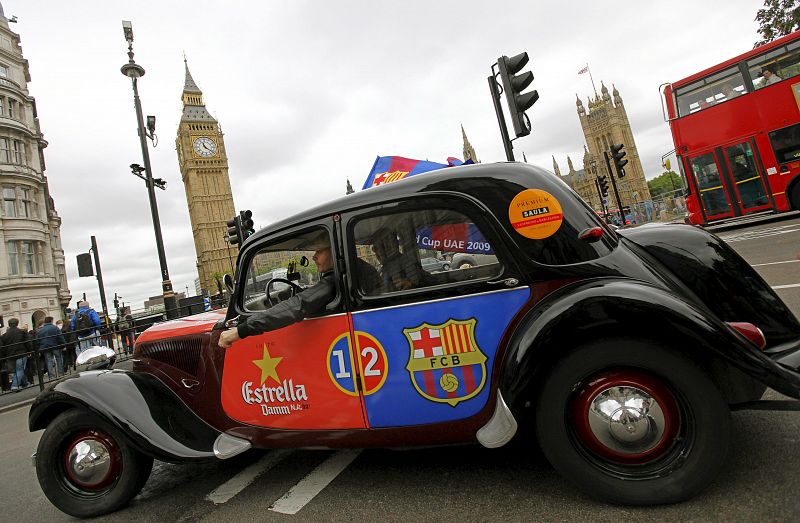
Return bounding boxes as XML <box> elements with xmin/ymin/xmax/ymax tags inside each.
<box><xmin>231</xmin><ymin>273</ymin><xmax>335</xmax><ymax>343</ymax></box>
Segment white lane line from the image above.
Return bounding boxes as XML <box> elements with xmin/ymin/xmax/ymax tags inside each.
<box><xmin>206</xmin><ymin>449</ymin><xmax>294</xmax><ymax>505</ymax></box>
<box><xmin>269</xmin><ymin>449</ymin><xmax>361</xmax><ymax>515</ymax></box>
<box><xmin>773</xmin><ymin>283</ymin><xmax>800</xmax><ymax>290</ymax></box>
<box><xmin>752</xmin><ymin>260</ymin><xmax>800</xmax><ymax>267</ymax></box>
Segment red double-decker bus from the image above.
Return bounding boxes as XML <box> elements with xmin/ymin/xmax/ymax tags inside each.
<box><xmin>662</xmin><ymin>31</ymin><xmax>800</xmax><ymax>225</ymax></box>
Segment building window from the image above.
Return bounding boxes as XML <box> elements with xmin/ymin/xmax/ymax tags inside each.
<box><xmin>20</xmin><ymin>187</ymin><xmax>30</xmax><ymax>217</ymax></box>
<box><xmin>7</xmin><ymin>99</ymin><xmax>14</xmax><ymax>119</ymax></box>
<box><xmin>0</xmin><ymin>64</ymin><xmax>7</xmax><ymax>78</ymax></box>
<box><xmin>6</xmin><ymin>241</ymin><xmax>18</xmax><ymax>274</ymax></box>
<box><xmin>21</xmin><ymin>241</ymin><xmax>35</xmax><ymax>274</ymax></box>
<box><xmin>3</xmin><ymin>187</ymin><xmax>15</xmax><ymax>217</ymax></box>
<box><xmin>12</xmin><ymin>140</ymin><xmax>20</xmax><ymax>163</ymax></box>
<box><xmin>0</xmin><ymin>138</ymin><xmax>8</xmax><ymax>162</ymax></box>
<box><xmin>0</xmin><ymin>97</ymin><xmax>5</xmax><ymax>116</ymax></box>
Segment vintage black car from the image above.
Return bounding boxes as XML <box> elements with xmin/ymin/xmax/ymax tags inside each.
<box><xmin>29</xmin><ymin>163</ymin><xmax>800</xmax><ymax>517</ymax></box>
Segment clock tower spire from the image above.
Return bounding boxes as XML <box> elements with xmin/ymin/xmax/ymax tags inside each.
<box><xmin>176</xmin><ymin>59</ymin><xmax>237</xmax><ymax>296</ymax></box>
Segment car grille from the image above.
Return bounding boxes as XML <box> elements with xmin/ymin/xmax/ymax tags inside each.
<box><xmin>137</xmin><ymin>335</ymin><xmax>206</xmax><ymax>376</ymax></box>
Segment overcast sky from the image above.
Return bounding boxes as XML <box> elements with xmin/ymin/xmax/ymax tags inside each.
<box><xmin>6</xmin><ymin>0</ymin><xmax>762</xmax><ymax>313</ymax></box>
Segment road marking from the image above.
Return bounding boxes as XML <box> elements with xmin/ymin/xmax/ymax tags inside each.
<box><xmin>720</xmin><ymin>225</ymin><xmax>800</xmax><ymax>242</ymax></box>
<box><xmin>269</xmin><ymin>449</ymin><xmax>361</xmax><ymax>514</ymax></box>
<box><xmin>752</xmin><ymin>260</ymin><xmax>800</xmax><ymax>267</ymax></box>
<box><xmin>206</xmin><ymin>449</ymin><xmax>293</xmax><ymax>505</ymax></box>
<box><xmin>773</xmin><ymin>283</ymin><xmax>800</xmax><ymax>290</ymax></box>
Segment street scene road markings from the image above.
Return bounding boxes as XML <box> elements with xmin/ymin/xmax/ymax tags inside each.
<box><xmin>206</xmin><ymin>449</ymin><xmax>294</xmax><ymax>505</ymax></box>
<box><xmin>752</xmin><ymin>259</ymin><xmax>800</xmax><ymax>267</ymax></box>
<box><xmin>773</xmin><ymin>283</ymin><xmax>800</xmax><ymax>290</ymax></box>
<box><xmin>269</xmin><ymin>449</ymin><xmax>362</xmax><ymax>515</ymax></box>
<box><xmin>720</xmin><ymin>225</ymin><xmax>800</xmax><ymax>243</ymax></box>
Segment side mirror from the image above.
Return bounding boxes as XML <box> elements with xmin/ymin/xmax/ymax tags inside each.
<box><xmin>76</xmin><ymin>346</ymin><xmax>116</xmax><ymax>366</ymax></box>
<box><xmin>223</xmin><ymin>273</ymin><xmax>234</xmax><ymax>293</ymax></box>
<box><xmin>299</xmin><ymin>256</ymin><xmax>309</xmax><ymax>267</ymax></box>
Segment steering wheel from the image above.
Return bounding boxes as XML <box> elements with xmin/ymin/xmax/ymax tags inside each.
<box><xmin>265</xmin><ymin>278</ymin><xmax>304</xmax><ymax>307</ymax></box>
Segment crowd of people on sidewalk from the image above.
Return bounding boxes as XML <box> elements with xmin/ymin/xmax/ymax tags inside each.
<box><xmin>0</xmin><ymin>300</ymin><xmax>137</xmax><ymax>392</ymax></box>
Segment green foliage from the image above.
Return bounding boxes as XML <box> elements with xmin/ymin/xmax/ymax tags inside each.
<box><xmin>755</xmin><ymin>0</ymin><xmax>800</xmax><ymax>47</ymax></box>
<box><xmin>647</xmin><ymin>171</ymin><xmax>682</xmax><ymax>198</ymax></box>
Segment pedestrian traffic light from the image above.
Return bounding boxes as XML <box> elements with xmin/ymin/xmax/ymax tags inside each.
<box><xmin>226</xmin><ymin>215</ymin><xmax>243</xmax><ymax>246</ymax></box>
<box><xmin>598</xmin><ymin>175</ymin><xmax>609</xmax><ymax>197</ymax></box>
<box><xmin>497</xmin><ymin>52</ymin><xmax>539</xmax><ymax>138</ymax></box>
<box><xmin>610</xmin><ymin>143</ymin><xmax>628</xmax><ymax>178</ymax></box>
<box><xmin>240</xmin><ymin>209</ymin><xmax>255</xmax><ymax>240</ymax></box>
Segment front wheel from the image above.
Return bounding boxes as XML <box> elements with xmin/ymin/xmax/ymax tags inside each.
<box><xmin>35</xmin><ymin>409</ymin><xmax>154</xmax><ymax>518</ymax></box>
<box><xmin>535</xmin><ymin>341</ymin><xmax>730</xmax><ymax>505</ymax></box>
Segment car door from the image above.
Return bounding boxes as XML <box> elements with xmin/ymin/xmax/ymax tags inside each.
<box><xmin>341</xmin><ymin>196</ymin><xmax>530</xmax><ymax>428</ymax></box>
<box><xmin>220</xmin><ymin>223</ymin><xmax>367</xmax><ymax>430</ymax></box>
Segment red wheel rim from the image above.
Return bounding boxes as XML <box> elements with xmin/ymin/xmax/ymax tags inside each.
<box><xmin>62</xmin><ymin>430</ymin><xmax>122</xmax><ymax>490</ymax></box>
<box><xmin>570</xmin><ymin>369</ymin><xmax>681</xmax><ymax>465</ymax></box>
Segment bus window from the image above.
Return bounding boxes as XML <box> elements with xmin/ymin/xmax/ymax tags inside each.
<box><xmin>748</xmin><ymin>40</ymin><xmax>800</xmax><ymax>89</ymax></box>
<box><xmin>674</xmin><ymin>67</ymin><xmax>746</xmax><ymax>116</ymax></box>
<box><xmin>769</xmin><ymin>123</ymin><xmax>800</xmax><ymax>164</ymax></box>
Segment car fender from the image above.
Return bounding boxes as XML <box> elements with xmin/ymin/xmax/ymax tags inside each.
<box><xmin>498</xmin><ymin>278</ymin><xmax>800</xmax><ymax>412</ymax></box>
<box><xmin>29</xmin><ymin>370</ymin><xmax>220</xmax><ymax>462</ymax></box>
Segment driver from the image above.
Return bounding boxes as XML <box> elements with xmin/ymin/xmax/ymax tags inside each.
<box><xmin>219</xmin><ymin>231</ymin><xmax>335</xmax><ymax>348</ymax></box>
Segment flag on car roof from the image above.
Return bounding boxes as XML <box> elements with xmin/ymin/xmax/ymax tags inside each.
<box><xmin>362</xmin><ymin>156</ymin><xmax>474</xmax><ymax>190</ymax></box>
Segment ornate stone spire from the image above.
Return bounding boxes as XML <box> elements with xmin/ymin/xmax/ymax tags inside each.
<box><xmin>181</xmin><ymin>58</ymin><xmax>215</xmax><ymax>122</ymax></box>
<box><xmin>552</xmin><ymin>155</ymin><xmax>561</xmax><ymax>177</ymax></box>
<box><xmin>613</xmin><ymin>84</ymin><xmax>622</xmax><ymax>106</ymax></box>
<box><xmin>601</xmin><ymin>81</ymin><xmax>611</xmax><ymax>104</ymax></box>
<box><xmin>183</xmin><ymin>57</ymin><xmax>201</xmax><ymax>94</ymax></box>
<box><xmin>461</xmin><ymin>124</ymin><xmax>479</xmax><ymax>163</ymax></box>
<box><xmin>576</xmin><ymin>94</ymin><xmax>585</xmax><ymax>116</ymax></box>
<box><xmin>567</xmin><ymin>155</ymin><xmax>575</xmax><ymax>173</ymax></box>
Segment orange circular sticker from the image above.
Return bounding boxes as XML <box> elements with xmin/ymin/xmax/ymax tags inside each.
<box><xmin>508</xmin><ymin>189</ymin><xmax>563</xmax><ymax>239</ymax></box>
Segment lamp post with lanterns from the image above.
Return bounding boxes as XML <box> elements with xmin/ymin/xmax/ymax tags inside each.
<box><xmin>119</xmin><ymin>20</ymin><xmax>178</xmax><ymax>319</ymax></box>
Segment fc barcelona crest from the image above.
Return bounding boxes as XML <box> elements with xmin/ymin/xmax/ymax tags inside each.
<box><xmin>403</xmin><ymin>318</ymin><xmax>487</xmax><ymax>407</ymax></box>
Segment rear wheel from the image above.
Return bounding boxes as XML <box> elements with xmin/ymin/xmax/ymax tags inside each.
<box><xmin>535</xmin><ymin>341</ymin><xmax>730</xmax><ymax>505</ymax></box>
<box><xmin>35</xmin><ymin>409</ymin><xmax>153</xmax><ymax>518</ymax></box>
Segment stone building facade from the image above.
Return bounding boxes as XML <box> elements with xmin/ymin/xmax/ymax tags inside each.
<box><xmin>0</xmin><ymin>6</ymin><xmax>71</xmax><ymax>327</ymax></box>
<box><xmin>556</xmin><ymin>82</ymin><xmax>651</xmax><ymax>215</ymax></box>
<box><xmin>176</xmin><ymin>61</ymin><xmax>237</xmax><ymax>295</ymax></box>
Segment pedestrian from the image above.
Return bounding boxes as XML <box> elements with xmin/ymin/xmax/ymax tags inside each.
<box><xmin>70</xmin><ymin>300</ymin><xmax>102</xmax><ymax>356</ymax></box>
<box><xmin>36</xmin><ymin>317</ymin><xmax>66</xmax><ymax>380</ymax></box>
<box><xmin>60</xmin><ymin>318</ymin><xmax>78</xmax><ymax>372</ymax></box>
<box><xmin>119</xmin><ymin>314</ymin><xmax>135</xmax><ymax>355</ymax></box>
<box><xmin>22</xmin><ymin>323</ymin><xmax>37</xmax><ymax>385</ymax></box>
<box><xmin>1</xmin><ymin>318</ymin><xmax>31</xmax><ymax>390</ymax></box>
<box><xmin>0</xmin><ymin>332</ymin><xmax>8</xmax><ymax>392</ymax></box>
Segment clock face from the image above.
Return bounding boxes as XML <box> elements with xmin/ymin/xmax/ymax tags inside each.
<box><xmin>193</xmin><ymin>136</ymin><xmax>218</xmax><ymax>157</ymax></box>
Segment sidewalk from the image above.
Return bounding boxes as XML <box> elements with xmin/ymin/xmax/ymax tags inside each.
<box><xmin>0</xmin><ymin>357</ymin><xmax>134</xmax><ymax>415</ymax></box>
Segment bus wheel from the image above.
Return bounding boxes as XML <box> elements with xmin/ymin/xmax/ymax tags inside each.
<box><xmin>535</xmin><ymin>341</ymin><xmax>730</xmax><ymax>505</ymax></box>
<box><xmin>789</xmin><ymin>182</ymin><xmax>800</xmax><ymax>211</ymax></box>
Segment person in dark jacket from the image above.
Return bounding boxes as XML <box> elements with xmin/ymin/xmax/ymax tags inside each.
<box><xmin>219</xmin><ymin>232</ymin><xmax>336</xmax><ymax>348</ymax></box>
<box><xmin>59</xmin><ymin>319</ymin><xmax>78</xmax><ymax>372</ymax></box>
<box><xmin>37</xmin><ymin>317</ymin><xmax>66</xmax><ymax>379</ymax></box>
<box><xmin>22</xmin><ymin>323</ymin><xmax>36</xmax><ymax>385</ymax></box>
<box><xmin>1</xmin><ymin>318</ymin><xmax>31</xmax><ymax>390</ymax></box>
<box><xmin>0</xmin><ymin>335</ymin><xmax>7</xmax><ymax>391</ymax></box>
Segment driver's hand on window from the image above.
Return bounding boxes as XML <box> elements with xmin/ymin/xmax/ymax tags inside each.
<box><xmin>219</xmin><ymin>328</ymin><xmax>241</xmax><ymax>348</ymax></box>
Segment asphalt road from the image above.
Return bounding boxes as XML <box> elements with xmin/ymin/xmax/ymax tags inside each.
<box><xmin>1</xmin><ymin>217</ymin><xmax>799</xmax><ymax>522</ymax></box>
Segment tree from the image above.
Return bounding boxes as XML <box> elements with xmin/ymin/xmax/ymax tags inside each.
<box><xmin>755</xmin><ymin>0</ymin><xmax>800</xmax><ymax>47</ymax></box>
<box><xmin>647</xmin><ymin>171</ymin><xmax>682</xmax><ymax>199</ymax></box>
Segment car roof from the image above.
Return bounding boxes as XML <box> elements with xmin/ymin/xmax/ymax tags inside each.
<box><xmin>245</xmin><ymin>162</ymin><xmax>548</xmax><ymax>244</ymax></box>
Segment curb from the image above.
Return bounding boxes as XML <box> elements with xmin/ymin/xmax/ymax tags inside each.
<box><xmin>0</xmin><ymin>397</ymin><xmax>34</xmax><ymax>414</ymax></box>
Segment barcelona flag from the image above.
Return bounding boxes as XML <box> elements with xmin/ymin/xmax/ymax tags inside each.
<box><xmin>362</xmin><ymin>156</ymin><xmax>452</xmax><ymax>190</ymax></box>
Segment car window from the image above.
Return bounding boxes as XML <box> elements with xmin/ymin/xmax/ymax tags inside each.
<box><xmin>241</xmin><ymin>227</ymin><xmax>331</xmax><ymax>312</ymax></box>
<box><xmin>351</xmin><ymin>208</ymin><xmax>502</xmax><ymax>296</ymax></box>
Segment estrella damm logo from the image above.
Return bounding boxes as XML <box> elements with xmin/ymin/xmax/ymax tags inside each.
<box><xmin>403</xmin><ymin>318</ymin><xmax>487</xmax><ymax>407</ymax></box>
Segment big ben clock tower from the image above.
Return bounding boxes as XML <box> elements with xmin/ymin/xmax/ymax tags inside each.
<box><xmin>176</xmin><ymin>59</ymin><xmax>237</xmax><ymax>295</ymax></box>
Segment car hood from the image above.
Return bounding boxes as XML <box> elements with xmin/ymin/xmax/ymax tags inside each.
<box><xmin>136</xmin><ymin>309</ymin><xmax>227</xmax><ymax>343</ymax></box>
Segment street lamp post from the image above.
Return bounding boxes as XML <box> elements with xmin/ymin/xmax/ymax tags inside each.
<box><xmin>120</xmin><ymin>21</ymin><xmax>178</xmax><ymax>319</ymax></box>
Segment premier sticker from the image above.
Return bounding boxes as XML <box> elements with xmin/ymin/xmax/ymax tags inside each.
<box><xmin>508</xmin><ymin>189</ymin><xmax>563</xmax><ymax>239</ymax></box>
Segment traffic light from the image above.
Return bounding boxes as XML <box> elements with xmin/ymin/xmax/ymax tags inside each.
<box><xmin>598</xmin><ymin>175</ymin><xmax>609</xmax><ymax>197</ymax></box>
<box><xmin>610</xmin><ymin>143</ymin><xmax>628</xmax><ymax>178</ymax></box>
<box><xmin>76</xmin><ymin>253</ymin><xmax>93</xmax><ymax>277</ymax></box>
<box><xmin>226</xmin><ymin>215</ymin><xmax>243</xmax><ymax>246</ymax></box>
<box><xmin>240</xmin><ymin>209</ymin><xmax>254</xmax><ymax>240</ymax></box>
<box><xmin>497</xmin><ymin>52</ymin><xmax>539</xmax><ymax>137</ymax></box>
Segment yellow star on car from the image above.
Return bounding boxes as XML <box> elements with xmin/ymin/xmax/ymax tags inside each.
<box><xmin>252</xmin><ymin>343</ymin><xmax>282</xmax><ymax>385</ymax></box>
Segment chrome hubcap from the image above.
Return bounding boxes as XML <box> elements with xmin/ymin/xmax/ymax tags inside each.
<box><xmin>588</xmin><ymin>386</ymin><xmax>665</xmax><ymax>454</ymax></box>
<box><xmin>66</xmin><ymin>438</ymin><xmax>112</xmax><ymax>487</ymax></box>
